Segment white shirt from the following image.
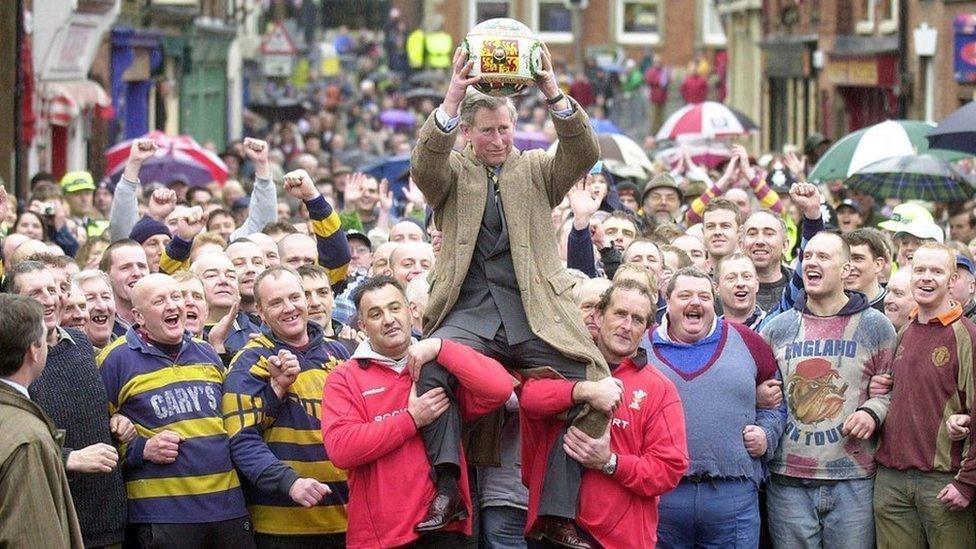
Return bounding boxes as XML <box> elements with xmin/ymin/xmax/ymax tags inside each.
<box><xmin>0</xmin><ymin>378</ymin><xmax>30</xmax><ymax>398</ymax></box>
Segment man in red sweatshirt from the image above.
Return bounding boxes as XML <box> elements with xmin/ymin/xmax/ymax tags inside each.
<box><xmin>520</xmin><ymin>279</ymin><xmax>690</xmax><ymax>548</ymax></box>
<box><xmin>321</xmin><ymin>276</ymin><xmax>513</xmax><ymax>549</ymax></box>
<box><xmin>874</xmin><ymin>242</ymin><xmax>976</xmax><ymax>549</ymax></box>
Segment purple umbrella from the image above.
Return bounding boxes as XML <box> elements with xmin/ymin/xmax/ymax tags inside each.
<box><xmin>380</xmin><ymin>109</ymin><xmax>417</xmax><ymax>129</ymax></box>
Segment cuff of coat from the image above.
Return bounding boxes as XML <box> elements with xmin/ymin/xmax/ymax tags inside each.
<box><xmin>125</xmin><ymin>436</ymin><xmax>148</xmax><ymax>468</ymax></box>
<box><xmin>304</xmin><ymin>194</ymin><xmax>334</xmax><ymax>221</ymax></box>
<box><xmin>551</xmin><ymin>97</ymin><xmax>590</xmax><ymax>139</ymax></box>
<box><xmin>420</xmin><ymin>112</ymin><xmax>459</xmax><ymax>153</ymax></box>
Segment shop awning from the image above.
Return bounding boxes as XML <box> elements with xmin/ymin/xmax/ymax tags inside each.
<box><xmin>40</xmin><ymin>80</ymin><xmax>113</xmax><ymax>126</ymax></box>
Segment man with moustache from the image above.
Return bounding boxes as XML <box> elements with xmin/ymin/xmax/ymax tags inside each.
<box><xmin>883</xmin><ymin>268</ymin><xmax>916</xmax><ymax>331</ymax></box>
<box><xmin>651</xmin><ymin>267</ymin><xmax>783</xmax><ymax>548</ymax></box>
<box><xmin>321</xmin><ymin>276</ymin><xmax>513</xmax><ymax>548</ymax></box>
<box><xmin>842</xmin><ymin>228</ymin><xmax>889</xmax><ymax>312</ymax></box>
<box><xmin>224</xmin><ymin>267</ymin><xmax>350</xmax><ymax>547</ymax></box>
<box><xmin>100</xmin><ymin>240</ymin><xmax>150</xmax><ymax>338</ymax></box>
<box><xmin>519</xmin><ymin>279</ymin><xmax>689</xmax><ymax>547</ymax></box>
<box><xmin>761</xmin><ymin>183</ymin><xmax>896</xmax><ymax>549</ymax></box>
<box><xmin>717</xmin><ymin>252</ymin><xmax>768</xmax><ymax>331</ymax></box>
<box><xmin>740</xmin><ymin>210</ymin><xmax>791</xmax><ymax>313</ymax></box>
<box><xmin>5</xmin><ymin>262</ymin><xmax>128</xmax><ymax>547</ymax></box>
<box><xmin>97</xmin><ymin>273</ymin><xmax>254</xmax><ymax>548</ymax></box>
<box><xmin>75</xmin><ymin>270</ymin><xmax>118</xmax><ymax>350</ymax></box>
<box><xmin>874</xmin><ymin>243</ymin><xmax>976</xmax><ymax>548</ymax></box>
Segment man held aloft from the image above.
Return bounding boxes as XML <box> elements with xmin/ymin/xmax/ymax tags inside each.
<box><xmin>410</xmin><ymin>45</ymin><xmax>610</xmax><ymax>543</ymax></box>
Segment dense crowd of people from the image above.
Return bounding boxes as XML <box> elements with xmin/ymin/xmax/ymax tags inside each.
<box><xmin>2</xmin><ymin>26</ymin><xmax>976</xmax><ymax>549</ymax></box>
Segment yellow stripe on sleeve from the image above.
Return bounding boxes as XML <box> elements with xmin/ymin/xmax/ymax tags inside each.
<box><xmin>310</xmin><ymin>211</ymin><xmax>342</xmax><ymax>238</ymax></box>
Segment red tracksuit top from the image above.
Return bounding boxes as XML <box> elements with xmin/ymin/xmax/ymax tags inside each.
<box><xmin>519</xmin><ymin>352</ymin><xmax>689</xmax><ymax>549</ymax></box>
<box><xmin>322</xmin><ymin>340</ymin><xmax>513</xmax><ymax>549</ymax></box>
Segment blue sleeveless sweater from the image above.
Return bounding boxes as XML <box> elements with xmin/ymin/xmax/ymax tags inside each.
<box><xmin>650</xmin><ymin>319</ymin><xmax>783</xmax><ymax>486</ymax></box>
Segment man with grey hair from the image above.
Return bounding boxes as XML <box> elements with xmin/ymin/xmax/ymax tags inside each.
<box><xmin>411</xmin><ymin>45</ymin><xmax>606</xmax><ymax>545</ymax></box>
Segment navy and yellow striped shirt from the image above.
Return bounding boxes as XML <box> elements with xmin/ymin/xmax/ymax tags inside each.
<box><xmin>96</xmin><ymin>329</ymin><xmax>247</xmax><ymax>524</ymax></box>
<box><xmin>223</xmin><ymin>321</ymin><xmax>350</xmax><ymax>535</ymax></box>
<box><xmin>307</xmin><ymin>194</ymin><xmax>350</xmax><ymax>287</ymax></box>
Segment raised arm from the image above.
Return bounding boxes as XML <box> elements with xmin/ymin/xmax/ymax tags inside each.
<box><xmin>283</xmin><ymin>169</ymin><xmax>350</xmax><ymax>287</ymax></box>
<box><xmin>410</xmin><ymin>48</ymin><xmax>477</xmax><ymax>210</ymax></box>
<box><xmin>230</xmin><ymin>138</ymin><xmax>278</xmax><ymax>241</ymax></box>
<box><xmin>110</xmin><ymin>139</ymin><xmax>157</xmax><ymax>242</ymax></box>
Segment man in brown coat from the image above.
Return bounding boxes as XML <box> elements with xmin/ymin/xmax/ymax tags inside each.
<box><xmin>409</xmin><ymin>46</ymin><xmax>610</xmax><ymax>547</ymax></box>
<box><xmin>0</xmin><ymin>294</ymin><xmax>84</xmax><ymax>548</ymax></box>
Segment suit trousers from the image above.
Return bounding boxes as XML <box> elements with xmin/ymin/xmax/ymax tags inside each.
<box><xmin>418</xmin><ymin>322</ymin><xmax>589</xmax><ymax>520</ymax></box>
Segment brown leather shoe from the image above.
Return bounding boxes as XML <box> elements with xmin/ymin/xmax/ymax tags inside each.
<box><xmin>414</xmin><ymin>490</ymin><xmax>468</xmax><ymax>533</ymax></box>
<box><xmin>529</xmin><ymin>516</ymin><xmax>595</xmax><ymax>549</ymax></box>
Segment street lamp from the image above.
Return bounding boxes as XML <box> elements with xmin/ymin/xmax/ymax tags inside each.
<box><xmin>914</xmin><ymin>22</ymin><xmax>938</xmax><ymax>123</ymax></box>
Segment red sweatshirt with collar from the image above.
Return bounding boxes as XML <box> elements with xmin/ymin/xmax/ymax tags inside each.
<box><xmin>519</xmin><ymin>353</ymin><xmax>689</xmax><ymax>548</ymax></box>
<box><xmin>321</xmin><ymin>340</ymin><xmax>513</xmax><ymax>549</ymax></box>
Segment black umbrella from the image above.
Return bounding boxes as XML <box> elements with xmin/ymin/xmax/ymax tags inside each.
<box><xmin>927</xmin><ymin>101</ymin><xmax>976</xmax><ymax>154</ymax></box>
<box><xmin>405</xmin><ymin>87</ymin><xmax>443</xmax><ymax>106</ymax></box>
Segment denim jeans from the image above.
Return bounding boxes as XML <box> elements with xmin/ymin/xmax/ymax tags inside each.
<box><xmin>874</xmin><ymin>466</ymin><xmax>976</xmax><ymax>549</ymax></box>
<box><xmin>766</xmin><ymin>475</ymin><xmax>874</xmax><ymax>549</ymax></box>
<box><xmin>480</xmin><ymin>505</ymin><xmax>528</xmax><ymax>549</ymax></box>
<box><xmin>657</xmin><ymin>478</ymin><xmax>760</xmax><ymax>549</ymax></box>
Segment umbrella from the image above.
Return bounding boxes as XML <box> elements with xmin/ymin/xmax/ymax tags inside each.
<box><xmin>379</xmin><ymin>109</ymin><xmax>417</xmax><ymax>129</ymax></box>
<box><xmin>548</xmin><ymin>133</ymin><xmax>654</xmax><ymax>174</ymax></box>
<box><xmin>360</xmin><ymin>154</ymin><xmax>411</xmax><ymax>184</ymax></box>
<box><xmin>845</xmin><ymin>153</ymin><xmax>976</xmax><ymax>202</ymax></box>
<box><xmin>104</xmin><ymin>130</ymin><xmax>229</xmax><ymax>186</ymax></box>
<box><xmin>246</xmin><ymin>99</ymin><xmax>308</xmax><ymax>123</ymax></box>
<box><xmin>656</xmin><ymin>101</ymin><xmax>759</xmax><ymax>140</ymax></box>
<box><xmin>405</xmin><ymin>87</ymin><xmax>443</xmax><ymax>106</ymax></box>
<box><xmin>809</xmin><ymin>120</ymin><xmax>971</xmax><ymax>182</ymax></box>
<box><xmin>927</xmin><ymin>101</ymin><xmax>976</xmax><ymax>154</ymax></box>
<box><xmin>590</xmin><ymin>118</ymin><xmax>622</xmax><ymax>135</ymax></box>
<box><xmin>655</xmin><ymin>138</ymin><xmax>733</xmax><ymax>170</ymax></box>
<box><xmin>514</xmin><ymin>130</ymin><xmax>552</xmax><ymax>151</ymax></box>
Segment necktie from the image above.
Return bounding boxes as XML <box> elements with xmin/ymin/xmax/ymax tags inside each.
<box><xmin>487</xmin><ymin>167</ymin><xmax>499</xmax><ymax>198</ymax></box>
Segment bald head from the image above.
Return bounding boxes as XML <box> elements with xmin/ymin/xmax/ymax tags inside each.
<box><xmin>279</xmin><ymin>233</ymin><xmax>318</xmax><ymax>270</ymax></box>
<box><xmin>10</xmin><ymin>239</ymin><xmax>50</xmax><ymax>267</ymax></box>
<box><xmin>131</xmin><ymin>273</ymin><xmax>179</xmax><ymax>309</ymax></box>
<box><xmin>247</xmin><ymin>232</ymin><xmax>280</xmax><ymax>266</ymax></box>
<box><xmin>2</xmin><ymin>233</ymin><xmax>29</xmax><ymax>262</ymax></box>
<box><xmin>390</xmin><ymin>241</ymin><xmax>434</xmax><ymax>286</ymax></box>
<box><xmin>371</xmin><ymin>241</ymin><xmax>399</xmax><ymax>277</ymax></box>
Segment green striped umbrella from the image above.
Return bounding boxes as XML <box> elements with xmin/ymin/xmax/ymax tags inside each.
<box><xmin>845</xmin><ymin>154</ymin><xmax>976</xmax><ymax>202</ymax></box>
<box><xmin>809</xmin><ymin>120</ymin><xmax>971</xmax><ymax>183</ymax></box>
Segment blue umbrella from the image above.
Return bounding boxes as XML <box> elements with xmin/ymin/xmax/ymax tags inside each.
<box><xmin>360</xmin><ymin>154</ymin><xmax>412</xmax><ymax>200</ymax></box>
<box><xmin>591</xmin><ymin>118</ymin><xmax>622</xmax><ymax>135</ymax></box>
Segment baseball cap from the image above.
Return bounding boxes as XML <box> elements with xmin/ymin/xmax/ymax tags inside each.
<box><xmin>60</xmin><ymin>171</ymin><xmax>95</xmax><ymax>193</ymax></box>
<box><xmin>346</xmin><ymin>230</ymin><xmax>372</xmax><ymax>251</ymax></box>
<box><xmin>231</xmin><ymin>197</ymin><xmax>250</xmax><ymax>211</ymax></box>
<box><xmin>804</xmin><ymin>133</ymin><xmax>832</xmax><ymax>155</ymax></box>
<box><xmin>836</xmin><ymin>198</ymin><xmax>861</xmax><ymax>213</ymax></box>
<box><xmin>894</xmin><ymin>221</ymin><xmax>944</xmax><ymax>243</ymax></box>
<box><xmin>879</xmin><ymin>203</ymin><xmax>934</xmax><ymax>233</ymax></box>
<box><xmin>958</xmin><ymin>254</ymin><xmax>975</xmax><ymax>275</ymax></box>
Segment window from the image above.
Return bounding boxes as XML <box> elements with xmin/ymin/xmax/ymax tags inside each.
<box><xmin>532</xmin><ymin>1</ymin><xmax>573</xmax><ymax>43</ymax></box>
<box><xmin>469</xmin><ymin>0</ymin><xmax>511</xmax><ymax>29</ymax></box>
<box><xmin>617</xmin><ymin>0</ymin><xmax>663</xmax><ymax>45</ymax></box>
<box><xmin>856</xmin><ymin>0</ymin><xmax>898</xmax><ymax>35</ymax></box>
<box><xmin>701</xmin><ymin>0</ymin><xmax>726</xmax><ymax>47</ymax></box>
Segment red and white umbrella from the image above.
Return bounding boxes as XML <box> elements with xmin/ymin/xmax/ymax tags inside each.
<box><xmin>655</xmin><ymin>137</ymin><xmax>733</xmax><ymax>170</ymax></box>
<box><xmin>656</xmin><ymin>101</ymin><xmax>759</xmax><ymax>140</ymax></box>
<box><xmin>105</xmin><ymin>130</ymin><xmax>229</xmax><ymax>186</ymax></box>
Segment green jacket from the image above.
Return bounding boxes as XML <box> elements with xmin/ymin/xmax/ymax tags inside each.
<box><xmin>0</xmin><ymin>382</ymin><xmax>84</xmax><ymax>548</ymax></box>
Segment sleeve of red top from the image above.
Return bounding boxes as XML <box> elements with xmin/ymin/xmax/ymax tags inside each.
<box><xmin>321</xmin><ymin>365</ymin><xmax>417</xmax><ymax>469</ymax></box>
<box><xmin>517</xmin><ymin>378</ymin><xmax>576</xmax><ymax>420</ymax></box>
<box><xmin>731</xmin><ymin>323</ymin><xmax>778</xmax><ymax>383</ymax></box>
<box><xmin>614</xmin><ymin>389</ymin><xmax>689</xmax><ymax>497</ymax></box>
<box><xmin>436</xmin><ymin>339</ymin><xmax>514</xmax><ymax>421</ymax></box>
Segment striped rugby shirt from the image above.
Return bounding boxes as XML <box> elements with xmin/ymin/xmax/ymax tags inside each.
<box><xmin>223</xmin><ymin>322</ymin><xmax>350</xmax><ymax>535</ymax></box>
<box><xmin>96</xmin><ymin>329</ymin><xmax>247</xmax><ymax>523</ymax></box>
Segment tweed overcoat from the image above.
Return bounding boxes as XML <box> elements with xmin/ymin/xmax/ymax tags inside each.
<box><xmin>410</xmin><ymin>98</ymin><xmax>610</xmax><ymax>384</ymax></box>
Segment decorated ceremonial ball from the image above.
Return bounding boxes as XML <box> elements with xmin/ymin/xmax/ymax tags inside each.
<box><xmin>461</xmin><ymin>18</ymin><xmax>543</xmax><ymax>97</ymax></box>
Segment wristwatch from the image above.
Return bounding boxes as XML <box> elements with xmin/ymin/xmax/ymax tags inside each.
<box><xmin>602</xmin><ymin>453</ymin><xmax>618</xmax><ymax>476</ymax></box>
